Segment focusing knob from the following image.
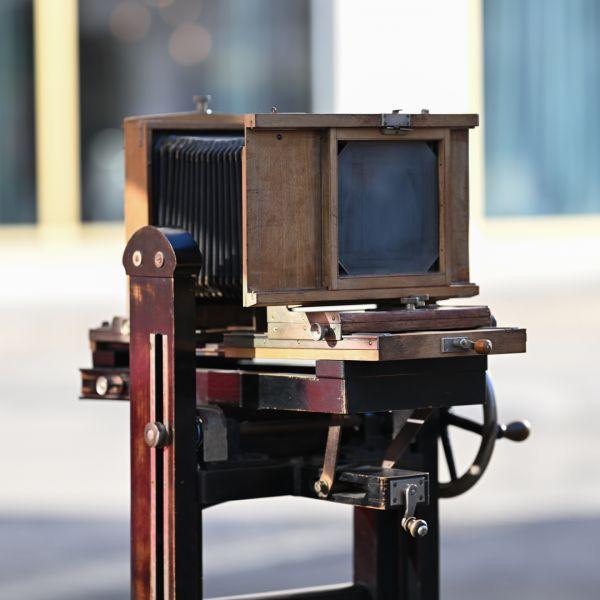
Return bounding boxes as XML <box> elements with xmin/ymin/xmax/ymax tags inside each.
<box><xmin>144</xmin><ymin>422</ymin><xmax>170</xmax><ymax>448</ymax></box>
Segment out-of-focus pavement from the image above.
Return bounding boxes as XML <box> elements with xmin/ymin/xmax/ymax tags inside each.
<box><xmin>1</xmin><ymin>224</ymin><xmax>599</xmax><ymax>599</ymax></box>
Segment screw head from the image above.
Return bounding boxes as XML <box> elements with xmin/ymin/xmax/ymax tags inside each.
<box><xmin>132</xmin><ymin>250</ymin><xmax>142</xmax><ymax>267</ymax></box>
<box><xmin>95</xmin><ymin>376</ymin><xmax>109</xmax><ymax>396</ymax></box>
<box><xmin>154</xmin><ymin>251</ymin><xmax>164</xmax><ymax>268</ymax></box>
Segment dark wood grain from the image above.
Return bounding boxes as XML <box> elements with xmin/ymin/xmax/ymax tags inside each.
<box><xmin>125</xmin><ymin>227</ymin><xmax>201</xmax><ymax>599</ymax></box>
<box><xmin>339</xmin><ymin>306</ymin><xmax>491</xmax><ymax>334</ymax></box>
<box><xmin>249</xmin><ymin>113</ymin><xmax>479</xmax><ymax>129</ymax></box>
<box><xmin>244</xmin><ymin>129</ymin><xmax>322</xmax><ymax>295</ymax></box>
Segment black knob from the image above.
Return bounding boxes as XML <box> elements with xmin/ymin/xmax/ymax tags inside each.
<box><xmin>498</xmin><ymin>420</ymin><xmax>531</xmax><ymax>442</ymax></box>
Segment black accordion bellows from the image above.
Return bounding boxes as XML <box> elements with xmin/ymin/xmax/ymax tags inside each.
<box><xmin>152</xmin><ymin>134</ymin><xmax>244</xmax><ymax>299</ymax></box>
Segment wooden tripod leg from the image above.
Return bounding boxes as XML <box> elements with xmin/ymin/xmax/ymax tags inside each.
<box><xmin>125</xmin><ymin>227</ymin><xmax>202</xmax><ymax>599</ymax></box>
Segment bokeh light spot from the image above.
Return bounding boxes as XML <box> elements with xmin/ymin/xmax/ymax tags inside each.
<box><xmin>159</xmin><ymin>0</ymin><xmax>203</xmax><ymax>27</ymax></box>
<box><xmin>109</xmin><ymin>2</ymin><xmax>152</xmax><ymax>43</ymax></box>
<box><xmin>168</xmin><ymin>22</ymin><xmax>212</xmax><ymax>66</ymax></box>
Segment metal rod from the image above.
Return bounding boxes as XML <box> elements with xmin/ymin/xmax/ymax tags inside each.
<box><xmin>444</xmin><ymin>412</ymin><xmax>483</xmax><ymax>435</ymax></box>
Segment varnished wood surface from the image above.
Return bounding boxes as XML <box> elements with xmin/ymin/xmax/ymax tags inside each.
<box><xmin>124</xmin><ymin>112</ymin><xmax>245</xmax><ymax>128</ymax></box>
<box><xmin>265</xmin><ymin>305</ymin><xmax>491</xmax><ymax>339</ymax></box>
<box><xmin>378</xmin><ymin>327</ymin><xmax>526</xmax><ymax>361</ymax></box>
<box><xmin>244</xmin><ymin>129</ymin><xmax>322</xmax><ymax>295</ymax></box>
<box><xmin>244</xmin><ymin>283</ymin><xmax>479</xmax><ymax>307</ymax></box>
<box><xmin>247</xmin><ymin>113</ymin><xmax>479</xmax><ymax>129</ymax></box>
<box><xmin>339</xmin><ymin>306</ymin><xmax>491</xmax><ymax>333</ymax></box>
<box><xmin>223</xmin><ymin>327</ymin><xmax>526</xmax><ymax>362</ymax></box>
<box><xmin>448</xmin><ymin>129</ymin><xmax>470</xmax><ymax>282</ymax></box>
<box><xmin>124</xmin><ymin>119</ymin><xmax>150</xmax><ymax>240</ymax></box>
<box><xmin>125</xmin><ymin>228</ymin><xmax>201</xmax><ymax>599</ymax></box>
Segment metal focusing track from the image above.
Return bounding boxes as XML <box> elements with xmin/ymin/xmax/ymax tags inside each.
<box><xmin>152</xmin><ymin>134</ymin><xmax>244</xmax><ymax>299</ymax></box>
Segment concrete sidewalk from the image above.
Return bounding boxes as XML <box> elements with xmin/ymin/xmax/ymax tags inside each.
<box><xmin>1</xmin><ymin>512</ymin><xmax>598</xmax><ymax>599</ymax></box>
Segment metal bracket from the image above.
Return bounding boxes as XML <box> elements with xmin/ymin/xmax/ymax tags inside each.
<box><xmin>196</xmin><ymin>406</ymin><xmax>228</xmax><ymax>462</ymax></box>
<box><xmin>381</xmin><ymin>111</ymin><xmax>412</xmax><ymax>134</ymax></box>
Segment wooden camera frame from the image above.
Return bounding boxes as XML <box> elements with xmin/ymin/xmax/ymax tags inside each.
<box><xmin>124</xmin><ymin>112</ymin><xmax>478</xmax><ymax>307</ymax></box>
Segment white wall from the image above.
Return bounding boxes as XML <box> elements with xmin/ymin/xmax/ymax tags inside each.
<box><xmin>312</xmin><ymin>0</ymin><xmax>478</xmax><ymax>114</ymax></box>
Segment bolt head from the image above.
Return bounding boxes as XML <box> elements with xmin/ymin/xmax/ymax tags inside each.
<box><xmin>132</xmin><ymin>250</ymin><xmax>142</xmax><ymax>267</ymax></box>
<box><xmin>144</xmin><ymin>422</ymin><xmax>169</xmax><ymax>448</ymax></box>
<box><xmin>95</xmin><ymin>376</ymin><xmax>109</xmax><ymax>396</ymax></box>
<box><xmin>154</xmin><ymin>251</ymin><xmax>165</xmax><ymax>268</ymax></box>
<box><xmin>417</xmin><ymin>523</ymin><xmax>428</xmax><ymax>537</ymax></box>
<box><xmin>314</xmin><ymin>480</ymin><xmax>329</xmax><ymax>497</ymax></box>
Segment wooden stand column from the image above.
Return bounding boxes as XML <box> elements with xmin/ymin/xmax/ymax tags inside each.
<box><xmin>124</xmin><ymin>226</ymin><xmax>202</xmax><ymax>599</ymax></box>
<box><xmin>354</xmin><ymin>417</ymin><xmax>440</xmax><ymax>600</ymax></box>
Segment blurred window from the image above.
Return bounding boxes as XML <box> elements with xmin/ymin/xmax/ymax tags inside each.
<box><xmin>484</xmin><ymin>0</ymin><xmax>600</xmax><ymax>216</ymax></box>
<box><xmin>0</xmin><ymin>0</ymin><xmax>36</xmax><ymax>224</ymax></box>
<box><xmin>79</xmin><ymin>0</ymin><xmax>312</xmax><ymax>222</ymax></box>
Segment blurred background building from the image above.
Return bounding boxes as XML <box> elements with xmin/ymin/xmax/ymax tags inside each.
<box><xmin>1</xmin><ymin>1</ymin><xmax>599</xmax><ymax>598</ymax></box>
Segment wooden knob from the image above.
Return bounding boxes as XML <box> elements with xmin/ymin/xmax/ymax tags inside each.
<box><xmin>498</xmin><ymin>420</ymin><xmax>531</xmax><ymax>442</ymax></box>
<box><xmin>474</xmin><ymin>339</ymin><xmax>493</xmax><ymax>355</ymax></box>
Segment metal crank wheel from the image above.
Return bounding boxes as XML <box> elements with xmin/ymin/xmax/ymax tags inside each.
<box><xmin>438</xmin><ymin>374</ymin><xmax>530</xmax><ymax>498</ymax></box>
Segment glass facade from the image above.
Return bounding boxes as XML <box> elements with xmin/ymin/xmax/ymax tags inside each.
<box><xmin>0</xmin><ymin>0</ymin><xmax>35</xmax><ymax>224</ymax></box>
<box><xmin>484</xmin><ymin>0</ymin><xmax>600</xmax><ymax>216</ymax></box>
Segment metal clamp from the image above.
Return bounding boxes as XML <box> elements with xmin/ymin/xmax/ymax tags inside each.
<box><xmin>441</xmin><ymin>336</ymin><xmax>493</xmax><ymax>355</ymax></box>
<box><xmin>399</xmin><ymin>295</ymin><xmax>429</xmax><ymax>311</ymax></box>
<box><xmin>400</xmin><ymin>483</ymin><xmax>429</xmax><ymax>538</ymax></box>
<box><xmin>381</xmin><ymin>110</ymin><xmax>412</xmax><ymax>134</ymax></box>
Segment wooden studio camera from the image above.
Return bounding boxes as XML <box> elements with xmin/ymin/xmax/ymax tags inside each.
<box><xmin>80</xmin><ymin>106</ymin><xmax>530</xmax><ymax>600</ymax></box>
